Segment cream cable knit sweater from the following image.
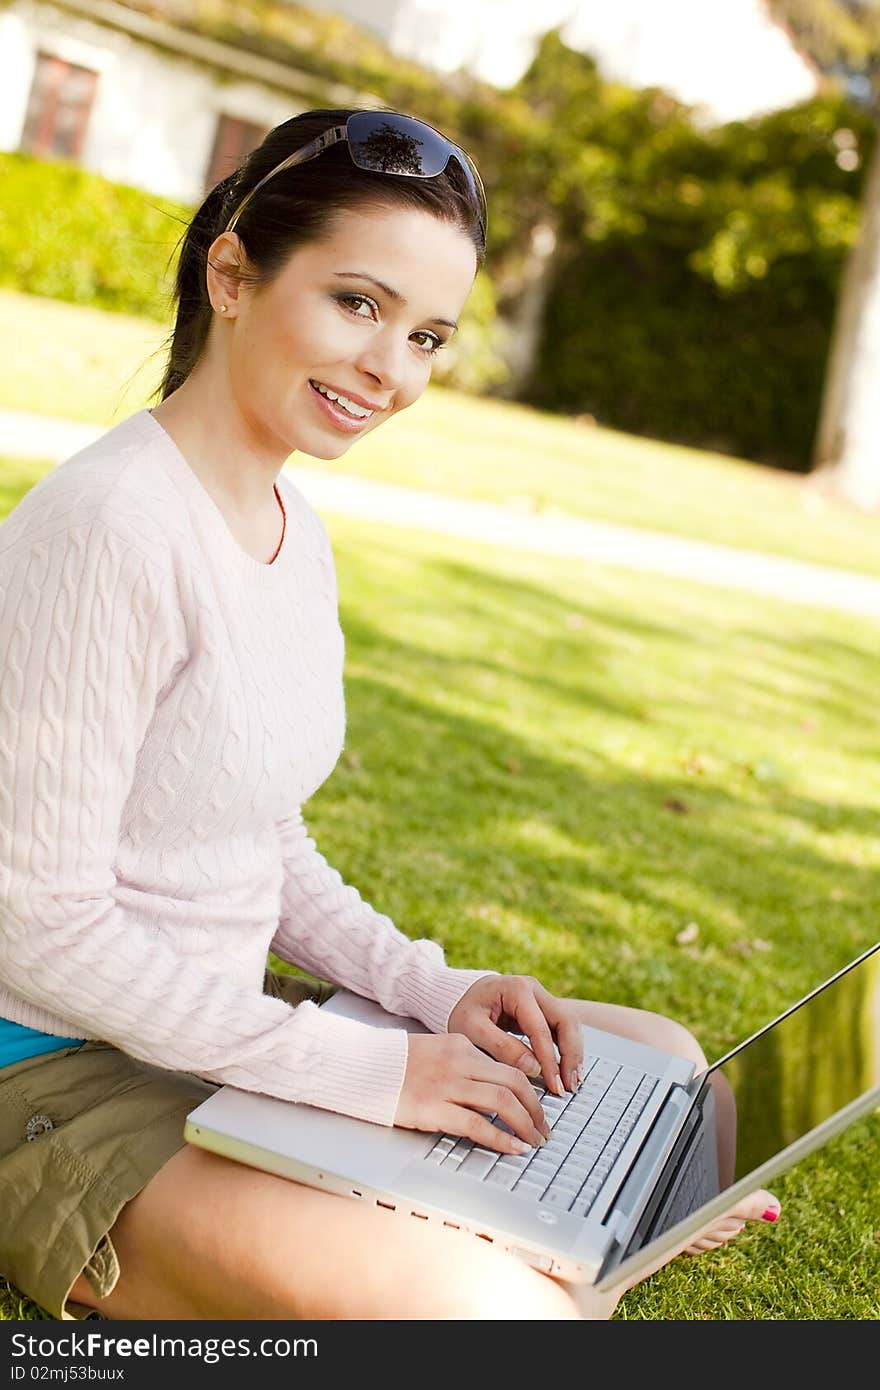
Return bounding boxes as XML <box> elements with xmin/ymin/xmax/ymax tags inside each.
<box><xmin>0</xmin><ymin>409</ymin><xmax>491</xmax><ymax>1125</ymax></box>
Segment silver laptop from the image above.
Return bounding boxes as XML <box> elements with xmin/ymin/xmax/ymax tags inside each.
<box><xmin>185</xmin><ymin>942</ymin><xmax>880</xmax><ymax>1293</ymax></box>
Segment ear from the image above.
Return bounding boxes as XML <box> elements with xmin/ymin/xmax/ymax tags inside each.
<box><xmin>206</xmin><ymin>231</ymin><xmax>247</xmax><ymax>316</ymax></box>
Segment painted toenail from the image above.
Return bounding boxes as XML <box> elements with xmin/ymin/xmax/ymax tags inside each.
<box><xmin>762</xmin><ymin>1207</ymin><xmax>779</xmax><ymax>1222</ymax></box>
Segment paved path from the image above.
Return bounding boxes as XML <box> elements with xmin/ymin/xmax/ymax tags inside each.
<box><xmin>4</xmin><ymin>406</ymin><xmax>880</xmax><ymax>620</ymax></box>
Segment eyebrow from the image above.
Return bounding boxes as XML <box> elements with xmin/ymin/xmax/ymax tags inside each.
<box><xmin>333</xmin><ymin>271</ymin><xmax>459</xmax><ymax>331</ymax></box>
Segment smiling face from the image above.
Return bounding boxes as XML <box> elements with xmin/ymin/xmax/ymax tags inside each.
<box><xmin>209</xmin><ymin>203</ymin><xmax>478</xmax><ymax>462</ymax></box>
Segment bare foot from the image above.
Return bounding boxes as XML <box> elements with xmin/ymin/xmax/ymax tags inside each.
<box><xmin>616</xmin><ymin>1186</ymin><xmax>781</xmax><ymax>1293</ymax></box>
<box><xmin>556</xmin><ymin>1188</ymin><xmax>781</xmax><ymax>1319</ymax></box>
<box><xmin>683</xmin><ymin>1188</ymin><xmax>780</xmax><ymax>1254</ymax></box>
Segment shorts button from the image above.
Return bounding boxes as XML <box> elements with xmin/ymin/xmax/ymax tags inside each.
<box><xmin>25</xmin><ymin>1113</ymin><xmax>55</xmax><ymax>1141</ymax></box>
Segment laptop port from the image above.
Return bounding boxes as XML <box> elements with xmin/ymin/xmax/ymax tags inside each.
<box><xmin>443</xmin><ymin>1221</ymin><xmax>460</xmax><ymax>1229</ymax></box>
<box><xmin>410</xmin><ymin>1211</ymin><xmax>428</xmax><ymax>1220</ymax></box>
<box><xmin>376</xmin><ymin>1199</ymin><xmax>396</xmax><ymax>1211</ymax></box>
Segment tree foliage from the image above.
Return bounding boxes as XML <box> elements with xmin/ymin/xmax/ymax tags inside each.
<box><xmin>765</xmin><ymin>0</ymin><xmax>880</xmax><ymax>108</ymax></box>
<box><xmin>518</xmin><ymin>30</ymin><xmax>876</xmax><ymax>469</ymax></box>
<box><xmin>5</xmin><ymin>9</ymin><xmax>876</xmax><ymax>468</ymax></box>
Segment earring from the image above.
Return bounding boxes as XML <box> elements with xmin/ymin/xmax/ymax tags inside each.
<box><xmin>217</xmin><ymin>304</ymin><xmax>228</xmax><ymax>314</ymax></box>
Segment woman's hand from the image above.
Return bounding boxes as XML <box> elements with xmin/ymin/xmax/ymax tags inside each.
<box><xmin>447</xmin><ymin>974</ymin><xmax>584</xmax><ymax>1098</ymax></box>
<box><xmin>394</xmin><ymin>1033</ymin><xmax>552</xmax><ymax>1154</ymax></box>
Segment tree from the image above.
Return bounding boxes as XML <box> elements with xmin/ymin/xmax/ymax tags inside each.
<box><xmin>769</xmin><ymin>0</ymin><xmax>880</xmax><ymax>507</ymax></box>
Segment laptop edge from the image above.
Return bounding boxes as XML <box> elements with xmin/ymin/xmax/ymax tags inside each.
<box><xmin>594</xmin><ymin>940</ymin><xmax>880</xmax><ymax>1293</ymax></box>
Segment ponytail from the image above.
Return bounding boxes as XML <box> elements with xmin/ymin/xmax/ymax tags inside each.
<box><xmin>157</xmin><ymin>175</ymin><xmax>237</xmax><ymax>401</ymax></box>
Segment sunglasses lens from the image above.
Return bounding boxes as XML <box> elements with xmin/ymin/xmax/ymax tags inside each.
<box><xmin>347</xmin><ymin>113</ymin><xmax>448</xmax><ymax>176</ymax></box>
<box><xmin>347</xmin><ymin>113</ymin><xmax>486</xmax><ymax>232</ymax></box>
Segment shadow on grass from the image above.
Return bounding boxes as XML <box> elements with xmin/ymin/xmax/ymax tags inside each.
<box><xmin>328</xmin><ymin>667</ymin><xmax>879</xmax><ymax>1029</ymax></box>
<box><xmin>326</xmin><ymin>549</ymin><xmax>879</xmax><ymax>1057</ymax></box>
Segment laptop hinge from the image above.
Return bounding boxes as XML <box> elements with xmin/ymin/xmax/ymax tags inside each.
<box><xmin>614</xmin><ymin>1078</ymin><xmax>714</xmax><ymax>1268</ymax></box>
<box><xmin>596</xmin><ymin>1083</ymin><xmax>698</xmax><ymax>1272</ymax></box>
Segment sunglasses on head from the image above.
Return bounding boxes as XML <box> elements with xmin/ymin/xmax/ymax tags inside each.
<box><xmin>224</xmin><ymin>110</ymin><xmax>487</xmax><ymax>240</ymax></box>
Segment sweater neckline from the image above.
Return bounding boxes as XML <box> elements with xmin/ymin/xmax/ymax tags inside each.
<box><xmin>133</xmin><ymin>409</ymin><xmax>294</xmax><ymax>588</ymax></box>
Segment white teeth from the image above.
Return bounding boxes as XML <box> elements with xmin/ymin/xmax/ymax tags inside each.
<box><xmin>312</xmin><ymin>381</ymin><xmax>372</xmax><ymax>418</ymax></box>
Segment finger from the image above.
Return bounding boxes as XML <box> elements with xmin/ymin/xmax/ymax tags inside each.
<box><xmin>496</xmin><ymin>1067</ymin><xmax>553</xmax><ymax>1141</ymax></box>
<box><xmin>491</xmin><ymin>990</ymin><xmax>564</xmax><ymax>1097</ymax></box>
<box><xmin>439</xmin><ymin>1098</ymin><xmax>537</xmax><ymax>1157</ymax></box>
<box><xmin>543</xmin><ymin>1009</ymin><xmax>585</xmax><ymax>1094</ymax></box>
<box><xmin>469</xmin><ymin>1016</ymin><xmax>544</xmax><ymax>1080</ymax></box>
<box><xmin>474</xmin><ymin>1054</ymin><xmax>553</xmax><ymax>1138</ymax></box>
<box><xmin>455</xmin><ymin>1079</ymin><xmax>547</xmax><ymax>1149</ymax></box>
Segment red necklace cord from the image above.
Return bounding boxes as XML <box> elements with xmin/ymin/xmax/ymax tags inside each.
<box><xmin>269</xmin><ymin>484</ymin><xmax>286</xmax><ymax>564</ymax></box>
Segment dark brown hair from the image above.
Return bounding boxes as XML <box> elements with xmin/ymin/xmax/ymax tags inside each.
<box><xmin>157</xmin><ymin>107</ymin><xmax>486</xmax><ymax>400</ymax></box>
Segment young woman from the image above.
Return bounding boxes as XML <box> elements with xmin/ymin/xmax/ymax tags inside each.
<box><xmin>0</xmin><ymin>108</ymin><xmax>779</xmax><ymax>1322</ymax></box>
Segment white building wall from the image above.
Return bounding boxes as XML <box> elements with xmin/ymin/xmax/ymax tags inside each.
<box><xmin>0</xmin><ymin>1</ymin><xmax>302</xmax><ymax>203</ymax></box>
<box><xmin>0</xmin><ymin>9</ymin><xmax>40</xmax><ymax>151</ymax></box>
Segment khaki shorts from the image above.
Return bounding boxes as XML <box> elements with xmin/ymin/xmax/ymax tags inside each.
<box><xmin>0</xmin><ymin>968</ymin><xmax>337</xmax><ymax>1321</ymax></box>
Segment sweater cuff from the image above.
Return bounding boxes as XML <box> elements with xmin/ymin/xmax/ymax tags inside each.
<box><xmin>397</xmin><ymin>961</ymin><xmax>499</xmax><ymax>1036</ymax></box>
<box><xmin>289</xmin><ymin>1003</ymin><xmax>410</xmax><ymax>1127</ymax></box>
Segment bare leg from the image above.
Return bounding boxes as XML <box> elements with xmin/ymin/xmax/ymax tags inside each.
<box><xmin>67</xmin><ymin>1144</ymin><xmax>590</xmax><ymax>1321</ymax></box>
<box><xmin>65</xmin><ymin>1001</ymin><xmax>776</xmax><ymax>1322</ymax></box>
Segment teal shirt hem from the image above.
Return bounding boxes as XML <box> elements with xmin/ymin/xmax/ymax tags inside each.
<box><xmin>0</xmin><ymin>1017</ymin><xmax>86</xmax><ymax>1069</ymax></box>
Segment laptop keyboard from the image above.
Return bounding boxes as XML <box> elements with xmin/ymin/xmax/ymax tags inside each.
<box><xmin>425</xmin><ymin>1054</ymin><xmax>659</xmax><ymax>1218</ymax></box>
<box><xmin>652</xmin><ymin>1126</ymin><xmax>711</xmax><ymax>1236</ymax></box>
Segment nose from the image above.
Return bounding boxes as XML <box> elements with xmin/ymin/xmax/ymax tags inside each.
<box><xmin>353</xmin><ymin>327</ymin><xmax>412</xmax><ymax>398</ymax></box>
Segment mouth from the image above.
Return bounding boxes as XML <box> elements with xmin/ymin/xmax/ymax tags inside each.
<box><xmin>309</xmin><ymin>379</ymin><xmax>379</xmax><ymax>431</ymax></box>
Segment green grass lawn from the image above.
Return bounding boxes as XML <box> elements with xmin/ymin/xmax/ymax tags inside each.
<box><xmin>1</xmin><ymin>456</ymin><xmax>877</xmax><ymax>1318</ymax></box>
<box><xmin>3</xmin><ymin>286</ymin><xmax>880</xmax><ymax>577</ymax></box>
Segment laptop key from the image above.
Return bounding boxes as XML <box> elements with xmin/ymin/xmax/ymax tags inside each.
<box><xmin>429</xmin><ymin>1136</ymin><xmax>456</xmax><ymax>1156</ymax></box>
<box><xmin>515</xmin><ymin>1176</ymin><xmax>547</xmax><ymax>1197</ymax></box>
<box><xmin>540</xmin><ymin>1186</ymin><xmax>576</xmax><ymax>1210</ymax></box>
<box><xmin>548</xmin><ymin>1171</ymin><xmax>583</xmax><ymax>1194</ymax></box>
<box><xmin>441</xmin><ymin>1148</ymin><xmax>468</xmax><ymax>1168</ymax></box>
<box><xmin>458</xmin><ymin>1149</ymin><xmax>498</xmax><ymax>1179</ymax></box>
<box><xmin>572</xmin><ymin>1182</ymin><xmax>602</xmax><ymax>1216</ymax></box>
<box><xmin>553</xmin><ymin>1121</ymin><xmax>582</xmax><ymax>1141</ymax></box>
<box><xmin>486</xmin><ymin>1164</ymin><xmax>519</xmax><ymax>1189</ymax></box>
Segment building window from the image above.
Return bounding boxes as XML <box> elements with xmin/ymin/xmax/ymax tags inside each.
<box><xmin>206</xmin><ymin>115</ymin><xmax>267</xmax><ymax>189</ymax></box>
<box><xmin>20</xmin><ymin>52</ymin><xmax>97</xmax><ymax>160</ymax></box>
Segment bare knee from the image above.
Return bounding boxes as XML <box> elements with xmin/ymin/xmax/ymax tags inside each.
<box><xmin>69</xmin><ymin>1146</ymin><xmax>583</xmax><ymax>1321</ymax></box>
<box><xmin>568</xmin><ymin>999</ymin><xmax>708</xmax><ymax>1073</ymax></box>
<box><xmin>416</xmin><ymin>1234</ymin><xmax>581</xmax><ymax>1320</ymax></box>
<box><xmin>641</xmin><ymin>1013</ymin><xmax>708</xmax><ymax>1071</ymax></box>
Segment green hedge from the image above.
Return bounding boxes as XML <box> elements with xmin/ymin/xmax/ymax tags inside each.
<box><xmin>530</xmin><ymin>235</ymin><xmax>844</xmax><ymax>472</ymax></box>
<box><xmin>3</xmin><ymin>65</ymin><xmax>876</xmax><ymax>470</ymax></box>
<box><xmin>0</xmin><ymin>152</ymin><xmax>188</xmax><ymax>318</ymax></box>
<box><xmin>0</xmin><ymin>150</ymin><xmax>508</xmax><ymax>393</ymax></box>
<box><xmin>520</xmin><ymin>48</ymin><xmax>877</xmax><ymax>471</ymax></box>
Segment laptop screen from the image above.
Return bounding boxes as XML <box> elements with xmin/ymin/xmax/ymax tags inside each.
<box><xmin>705</xmin><ymin>942</ymin><xmax>880</xmax><ymax>1183</ymax></box>
<box><xmin>608</xmin><ymin>943</ymin><xmax>880</xmax><ymax>1287</ymax></box>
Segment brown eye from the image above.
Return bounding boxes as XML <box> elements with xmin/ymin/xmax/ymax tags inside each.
<box><xmin>411</xmin><ymin>331</ymin><xmax>444</xmax><ymax>355</ymax></box>
<box><xmin>336</xmin><ymin>293</ymin><xmax>377</xmax><ymax>318</ymax></box>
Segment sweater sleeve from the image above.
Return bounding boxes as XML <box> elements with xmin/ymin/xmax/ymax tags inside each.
<box><xmin>0</xmin><ymin>518</ymin><xmax>419</xmax><ymax>1126</ymax></box>
<box><xmin>270</xmin><ymin>812</ymin><xmax>496</xmax><ymax>1038</ymax></box>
